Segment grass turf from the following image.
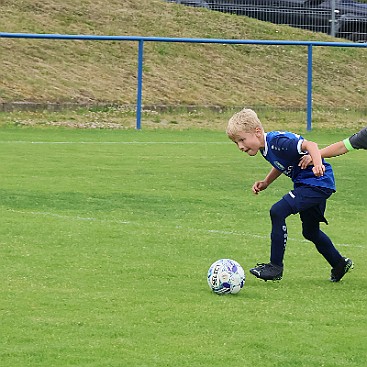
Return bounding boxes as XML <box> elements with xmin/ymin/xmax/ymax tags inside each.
<box><xmin>0</xmin><ymin>126</ymin><xmax>366</xmax><ymax>367</ymax></box>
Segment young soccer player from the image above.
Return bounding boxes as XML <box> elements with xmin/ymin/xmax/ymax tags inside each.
<box><xmin>226</xmin><ymin>108</ymin><xmax>353</xmax><ymax>282</ymax></box>
<box><xmin>299</xmin><ymin>126</ymin><xmax>367</xmax><ymax>168</ymax></box>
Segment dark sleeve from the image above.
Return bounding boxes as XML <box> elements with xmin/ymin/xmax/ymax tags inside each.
<box><xmin>349</xmin><ymin>127</ymin><xmax>367</xmax><ymax>150</ymax></box>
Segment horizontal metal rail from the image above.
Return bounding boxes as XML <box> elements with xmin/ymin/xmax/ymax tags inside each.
<box><xmin>1</xmin><ymin>32</ymin><xmax>366</xmax><ymax>129</ymax></box>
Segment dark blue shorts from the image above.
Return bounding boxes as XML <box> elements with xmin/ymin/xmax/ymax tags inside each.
<box><xmin>283</xmin><ymin>184</ymin><xmax>334</xmax><ymax>224</ymax></box>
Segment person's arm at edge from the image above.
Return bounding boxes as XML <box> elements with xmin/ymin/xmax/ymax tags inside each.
<box><xmin>298</xmin><ymin>138</ymin><xmax>351</xmax><ymax>169</ymax></box>
<box><xmin>319</xmin><ymin>140</ymin><xmax>349</xmax><ymax>158</ymax></box>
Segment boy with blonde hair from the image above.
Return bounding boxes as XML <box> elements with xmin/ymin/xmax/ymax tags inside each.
<box><xmin>227</xmin><ymin>108</ymin><xmax>353</xmax><ymax>282</ymax></box>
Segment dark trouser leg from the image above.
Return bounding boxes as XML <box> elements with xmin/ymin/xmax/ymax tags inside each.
<box><xmin>269</xmin><ymin>198</ymin><xmax>294</xmax><ymax>267</ymax></box>
<box><xmin>300</xmin><ymin>210</ymin><xmax>343</xmax><ymax>267</ymax></box>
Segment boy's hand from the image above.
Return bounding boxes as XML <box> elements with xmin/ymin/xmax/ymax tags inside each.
<box><xmin>252</xmin><ymin>180</ymin><xmax>268</xmax><ymax>195</ymax></box>
<box><xmin>312</xmin><ymin>164</ymin><xmax>325</xmax><ymax>177</ymax></box>
<box><xmin>299</xmin><ymin>155</ymin><xmax>325</xmax><ymax>176</ymax></box>
<box><xmin>298</xmin><ymin>155</ymin><xmax>313</xmax><ymax>169</ymax></box>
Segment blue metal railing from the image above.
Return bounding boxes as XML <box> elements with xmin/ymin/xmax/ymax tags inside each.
<box><xmin>1</xmin><ymin>32</ymin><xmax>366</xmax><ymax>130</ymax></box>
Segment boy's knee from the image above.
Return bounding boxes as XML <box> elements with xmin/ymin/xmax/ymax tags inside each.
<box><xmin>269</xmin><ymin>199</ymin><xmax>293</xmax><ymax>223</ymax></box>
<box><xmin>270</xmin><ymin>202</ymin><xmax>285</xmax><ymax>221</ymax></box>
<box><xmin>302</xmin><ymin>227</ymin><xmax>318</xmax><ymax>242</ymax></box>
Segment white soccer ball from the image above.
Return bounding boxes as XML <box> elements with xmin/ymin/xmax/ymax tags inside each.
<box><xmin>207</xmin><ymin>258</ymin><xmax>245</xmax><ymax>295</ymax></box>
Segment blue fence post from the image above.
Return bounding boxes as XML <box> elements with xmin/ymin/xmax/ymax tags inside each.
<box><xmin>0</xmin><ymin>33</ymin><xmax>366</xmax><ymax>132</ymax></box>
<box><xmin>306</xmin><ymin>44</ymin><xmax>313</xmax><ymax>131</ymax></box>
<box><xmin>136</xmin><ymin>39</ymin><xmax>144</xmax><ymax>130</ymax></box>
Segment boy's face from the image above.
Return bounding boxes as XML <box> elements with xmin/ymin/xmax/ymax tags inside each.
<box><xmin>230</xmin><ymin>128</ymin><xmax>264</xmax><ymax>156</ymax></box>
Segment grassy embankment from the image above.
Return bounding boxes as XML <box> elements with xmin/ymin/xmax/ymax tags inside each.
<box><xmin>0</xmin><ymin>0</ymin><xmax>366</xmax><ymax>130</ymax></box>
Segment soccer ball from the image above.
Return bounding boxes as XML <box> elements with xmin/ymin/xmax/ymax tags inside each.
<box><xmin>207</xmin><ymin>258</ymin><xmax>245</xmax><ymax>295</ymax></box>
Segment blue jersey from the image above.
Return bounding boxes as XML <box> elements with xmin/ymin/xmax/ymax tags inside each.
<box><xmin>261</xmin><ymin>131</ymin><xmax>336</xmax><ymax>191</ymax></box>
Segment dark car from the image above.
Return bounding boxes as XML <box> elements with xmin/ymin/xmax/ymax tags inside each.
<box><xmin>168</xmin><ymin>0</ymin><xmax>209</xmax><ymax>7</ymax></box>
<box><xmin>167</xmin><ymin>0</ymin><xmax>367</xmax><ymax>42</ymax></box>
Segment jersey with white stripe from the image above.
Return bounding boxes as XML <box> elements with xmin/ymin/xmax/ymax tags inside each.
<box><xmin>260</xmin><ymin>131</ymin><xmax>336</xmax><ymax>191</ymax></box>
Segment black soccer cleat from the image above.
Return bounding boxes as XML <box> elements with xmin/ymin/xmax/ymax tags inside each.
<box><xmin>330</xmin><ymin>257</ymin><xmax>354</xmax><ymax>282</ymax></box>
<box><xmin>250</xmin><ymin>262</ymin><xmax>283</xmax><ymax>281</ymax></box>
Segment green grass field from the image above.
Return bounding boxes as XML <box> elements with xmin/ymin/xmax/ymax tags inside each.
<box><xmin>0</xmin><ymin>126</ymin><xmax>366</xmax><ymax>367</ymax></box>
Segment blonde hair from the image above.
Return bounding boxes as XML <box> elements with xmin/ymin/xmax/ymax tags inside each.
<box><xmin>226</xmin><ymin>108</ymin><xmax>263</xmax><ymax>138</ymax></box>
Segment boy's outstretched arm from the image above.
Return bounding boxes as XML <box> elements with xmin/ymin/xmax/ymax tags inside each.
<box><xmin>301</xmin><ymin>140</ymin><xmax>325</xmax><ymax>177</ymax></box>
<box><xmin>252</xmin><ymin>167</ymin><xmax>282</xmax><ymax>194</ymax></box>
<box><xmin>299</xmin><ymin>140</ymin><xmax>348</xmax><ymax>169</ymax></box>
<box><xmin>299</xmin><ymin>127</ymin><xmax>367</xmax><ymax>169</ymax></box>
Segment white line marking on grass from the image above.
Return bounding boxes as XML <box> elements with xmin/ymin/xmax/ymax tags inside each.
<box><xmin>182</xmin><ymin>227</ymin><xmax>363</xmax><ymax>248</ymax></box>
<box><xmin>7</xmin><ymin>209</ymin><xmax>132</xmax><ymax>224</ymax></box>
<box><xmin>7</xmin><ymin>209</ymin><xmax>361</xmax><ymax>248</ymax></box>
<box><xmin>206</xmin><ymin>229</ymin><xmax>267</xmax><ymax>240</ymax></box>
<box><xmin>0</xmin><ymin>141</ymin><xmax>229</xmax><ymax>145</ymax></box>
<box><xmin>0</xmin><ymin>141</ymin><xmax>331</xmax><ymax>146</ymax></box>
